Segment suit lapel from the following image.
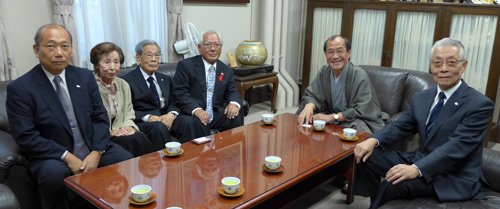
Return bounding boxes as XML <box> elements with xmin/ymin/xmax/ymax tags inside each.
<box><xmin>34</xmin><ymin>66</ymin><xmax>73</xmax><ymax>135</ymax></box>
<box><xmin>65</xmin><ymin>67</ymin><xmax>87</xmax><ymax>132</ymax></box>
<box><xmin>156</xmin><ymin>73</ymin><xmax>169</xmax><ymax>105</ymax></box>
<box><xmin>132</xmin><ymin>67</ymin><xmax>157</xmax><ymax>104</ymax></box>
<box><xmin>196</xmin><ymin>57</ymin><xmax>207</xmax><ymax>105</ymax></box>
<box><xmin>425</xmin><ymin>82</ymin><xmax>467</xmax><ymax>146</ymax></box>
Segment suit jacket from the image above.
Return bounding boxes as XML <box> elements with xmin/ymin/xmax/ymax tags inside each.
<box><xmin>96</xmin><ymin>76</ymin><xmax>139</xmax><ymax>131</ymax></box>
<box><xmin>173</xmin><ymin>55</ymin><xmax>242</xmax><ymax>115</ymax></box>
<box><xmin>6</xmin><ymin>64</ymin><xmax>111</xmax><ymax>161</ymax></box>
<box><xmin>121</xmin><ymin>67</ymin><xmax>178</xmax><ymax>122</ymax></box>
<box><xmin>373</xmin><ymin>80</ymin><xmax>494</xmax><ymax>202</ymax></box>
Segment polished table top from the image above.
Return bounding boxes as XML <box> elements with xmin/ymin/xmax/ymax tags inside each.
<box><xmin>65</xmin><ymin>113</ymin><xmax>369</xmax><ymax>209</ymax></box>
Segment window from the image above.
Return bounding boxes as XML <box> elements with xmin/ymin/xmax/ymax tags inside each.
<box><xmin>73</xmin><ymin>0</ymin><xmax>168</xmax><ymax>68</ymax></box>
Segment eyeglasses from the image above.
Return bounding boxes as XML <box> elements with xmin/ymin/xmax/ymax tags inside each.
<box><xmin>326</xmin><ymin>48</ymin><xmax>346</xmax><ymax>55</ymax></box>
<box><xmin>142</xmin><ymin>53</ymin><xmax>161</xmax><ymax>60</ymax></box>
<box><xmin>431</xmin><ymin>59</ymin><xmax>465</xmax><ymax>68</ymax></box>
<box><xmin>203</xmin><ymin>42</ymin><xmax>221</xmax><ymax>49</ymax></box>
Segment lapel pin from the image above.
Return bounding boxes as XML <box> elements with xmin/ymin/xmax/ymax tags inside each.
<box><xmin>76</xmin><ymin>85</ymin><xmax>81</xmax><ymax>88</ymax></box>
<box><xmin>454</xmin><ymin>102</ymin><xmax>458</xmax><ymax>106</ymax></box>
<box><xmin>219</xmin><ymin>73</ymin><xmax>224</xmax><ymax>81</ymax></box>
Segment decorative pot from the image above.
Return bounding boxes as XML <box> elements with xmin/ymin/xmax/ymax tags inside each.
<box><xmin>235</xmin><ymin>40</ymin><xmax>268</xmax><ymax>67</ymax></box>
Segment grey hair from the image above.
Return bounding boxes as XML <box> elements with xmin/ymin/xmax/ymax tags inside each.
<box><xmin>199</xmin><ymin>30</ymin><xmax>223</xmax><ymax>47</ymax></box>
<box><xmin>34</xmin><ymin>24</ymin><xmax>73</xmax><ymax>49</ymax></box>
<box><xmin>135</xmin><ymin>39</ymin><xmax>161</xmax><ymax>55</ymax></box>
<box><xmin>429</xmin><ymin>38</ymin><xmax>467</xmax><ymax>62</ymax></box>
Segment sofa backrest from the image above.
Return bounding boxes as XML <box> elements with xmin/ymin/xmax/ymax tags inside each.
<box><xmin>360</xmin><ymin>65</ymin><xmax>436</xmax><ymax>117</ymax></box>
<box><xmin>119</xmin><ymin>62</ymin><xmax>178</xmax><ymax>78</ymax></box>
<box><xmin>0</xmin><ymin>81</ymin><xmax>11</xmax><ymax>132</ymax></box>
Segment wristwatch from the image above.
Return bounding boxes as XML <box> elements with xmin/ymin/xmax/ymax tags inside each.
<box><xmin>98</xmin><ymin>150</ymin><xmax>106</xmax><ymax>155</ymax></box>
<box><xmin>333</xmin><ymin>114</ymin><xmax>339</xmax><ymax>122</ymax></box>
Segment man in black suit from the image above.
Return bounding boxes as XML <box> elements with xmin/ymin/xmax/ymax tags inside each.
<box><xmin>122</xmin><ymin>40</ymin><xmax>194</xmax><ymax>144</ymax></box>
<box><xmin>173</xmin><ymin>31</ymin><xmax>243</xmax><ymax>138</ymax></box>
<box><xmin>6</xmin><ymin>24</ymin><xmax>132</xmax><ymax>209</ymax></box>
<box><xmin>353</xmin><ymin>38</ymin><xmax>494</xmax><ymax>208</ymax></box>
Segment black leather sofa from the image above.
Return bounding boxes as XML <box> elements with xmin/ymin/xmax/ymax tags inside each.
<box><xmin>361</xmin><ymin>65</ymin><xmax>436</xmax><ymax>151</ymax></box>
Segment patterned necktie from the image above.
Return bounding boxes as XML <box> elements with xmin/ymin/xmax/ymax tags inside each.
<box><xmin>147</xmin><ymin>77</ymin><xmax>160</xmax><ymax>107</ymax></box>
<box><xmin>207</xmin><ymin>65</ymin><xmax>215</xmax><ymax>122</ymax></box>
<box><xmin>53</xmin><ymin>76</ymin><xmax>90</xmax><ymax>160</ymax></box>
<box><xmin>426</xmin><ymin>92</ymin><xmax>446</xmax><ymax>133</ymax></box>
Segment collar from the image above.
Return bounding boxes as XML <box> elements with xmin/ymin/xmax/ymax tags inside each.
<box><xmin>139</xmin><ymin>67</ymin><xmax>158</xmax><ymax>82</ymax></box>
<box><xmin>42</xmin><ymin>66</ymin><xmax>66</xmax><ymax>91</ymax></box>
<box><xmin>202</xmin><ymin>58</ymin><xmax>218</xmax><ymax>73</ymax></box>
<box><xmin>436</xmin><ymin>80</ymin><xmax>462</xmax><ymax>99</ymax></box>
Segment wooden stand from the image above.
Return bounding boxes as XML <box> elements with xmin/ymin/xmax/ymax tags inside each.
<box><xmin>234</xmin><ymin>71</ymin><xmax>279</xmax><ymax>113</ymax></box>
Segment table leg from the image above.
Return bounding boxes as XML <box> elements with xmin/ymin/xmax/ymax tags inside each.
<box><xmin>271</xmin><ymin>76</ymin><xmax>279</xmax><ymax>113</ymax></box>
<box><xmin>344</xmin><ymin>155</ymin><xmax>355</xmax><ymax>204</ymax></box>
<box><xmin>236</xmin><ymin>83</ymin><xmax>246</xmax><ymax>102</ymax></box>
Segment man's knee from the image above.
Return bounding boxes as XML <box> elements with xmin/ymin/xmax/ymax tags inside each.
<box><xmin>31</xmin><ymin>160</ymin><xmax>70</xmax><ymax>188</ymax></box>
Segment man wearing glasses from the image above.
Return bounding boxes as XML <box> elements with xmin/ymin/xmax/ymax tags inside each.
<box><xmin>173</xmin><ymin>31</ymin><xmax>243</xmax><ymax>138</ymax></box>
<box><xmin>353</xmin><ymin>38</ymin><xmax>494</xmax><ymax>208</ymax></box>
<box><xmin>297</xmin><ymin>35</ymin><xmax>384</xmax><ymax>134</ymax></box>
<box><xmin>122</xmin><ymin>40</ymin><xmax>193</xmax><ymax>144</ymax></box>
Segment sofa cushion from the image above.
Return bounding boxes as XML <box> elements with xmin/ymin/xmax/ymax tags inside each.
<box><xmin>0</xmin><ymin>184</ymin><xmax>20</xmax><ymax>209</ymax></box>
<box><xmin>361</xmin><ymin>66</ymin><xmax>407</xmax><ymax>117</ymax></box>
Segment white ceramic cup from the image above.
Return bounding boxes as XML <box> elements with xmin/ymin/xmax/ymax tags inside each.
<box><xmin>131</xmin><ymin>184</ymin><xmax>152</xmax><ymax>203</ymax></box>
<box><xmin>343</xmin><ymin>128</ymin><xmax>357</xmax><ymax>139</ymax></box>
<box><xmin>165</xmin><ymin>142</ymin><xmax>181</xmax><ymax>154</ymax></box>
<box><xmin>262</xmin><ymin>114</ymin><xmax>275</xmax><ymax>124</ymax></box>
<box><xmin>166</xmin><ymin>207</ymin><xmax>183</xmax><ymax>209</ymax></box>
<box><xmin>313</xmin><ymin>120</ymin><xmax>326</xmax><ymax>130</ymax></box>
<box><xmin>221</xmin><ymin>177</ymin><xmax>240</xmax><ymax>194</ymax></box>
<box><xmin>265</xmin><ymin>156</ymin><xmax>282</xmax><ymax>170</ymax></box>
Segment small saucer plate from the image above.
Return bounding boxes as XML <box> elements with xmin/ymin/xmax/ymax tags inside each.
<box><xmin>262</xmin><ymin>164</ymin><xmax>285</xmax><ymax>173</ymax></box>
<box><xmin>311</xmin><ymin>126</ymin><xmax>326</xmax><ymax>132</ymax></box>
<box><xmin>161</xmin><ymin>148</ymin><xmax>184</xmax><ymax>157</ymax></box>
<box><xmin>218</xmin><ymin>186</ymin><xmax>245</xmax><ymax>198</ymax></box>
<box><xmin>128</xmin><ymin>192</ymin><xmax>156</xmax><ymax>205</ymax></box>
<box><xmin>261</xmin><ymin>120</ymin><xmax>277</xmax><ymax>126</ymax></box>
<box><xmin>340</xmin><ymin>134</ymin><xmax>359</xmax><ymax>142</ymax></box>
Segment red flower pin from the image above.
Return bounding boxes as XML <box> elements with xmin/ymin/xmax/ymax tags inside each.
<box><xmin>219</xmin><ymin>73</ymin><xmax>224</xmax><ymax>81</ymax></box>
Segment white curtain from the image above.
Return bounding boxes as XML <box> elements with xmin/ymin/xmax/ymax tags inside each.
<box><xmin>392</xmin><ymin>11</ymin><xmax>436</xmax><ymax>72</ymax></box>
<box><xmin>309</xmin><ymin>8</ymin><xmax>342</xmax><ymax>85</ymax></box>
<box><xmin>167</xmin><ymin>0</ymin><xmax>183</xmax><ymax>63</ymax></box>
<box><xmin>53</xmin><ymin>0</ymin><xmax>80</xmax><ymax>66</ymax></box>
<box><xmin>351</xmin><ymin>9</ymin><xmax>386</xmax><ymax>66</ymax></box>
<box><xmin>73</xmin><ymin>0</ymin><xmax>168</xmax><ymax>69</ymax></box>
<box><xmin>0</xmin><ymin>18</ymin><xmax>17</xmax><ymax>80</ymax></box>
<box><xmin>450</xmin><ymin>14</ymin><xmax>497</xmax><ymax>94</ymax></box>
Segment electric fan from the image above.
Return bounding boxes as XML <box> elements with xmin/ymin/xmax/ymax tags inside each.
<box><xmin>174</xmin><ymin>22</ymin><xmax>201</xmax><ymax>58</ymax></box>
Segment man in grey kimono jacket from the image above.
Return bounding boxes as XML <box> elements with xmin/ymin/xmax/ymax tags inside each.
<box><xmin>297</xmin><ymin>35</ymin><xmax>384</xmax><ymax>133</ymax></box>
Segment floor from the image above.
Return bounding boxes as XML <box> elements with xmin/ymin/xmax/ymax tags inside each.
<box><xmin>244</xmin><ymin>101</ymin><xmax>500</xmax><ymax>209</ymax></box>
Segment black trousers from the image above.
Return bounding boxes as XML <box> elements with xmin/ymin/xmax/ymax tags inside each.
<box><xmin>110</xmin><ymin>131</ymin><xmax>153</xmax><ymax>157</ymax></box>
<box><xmin>353</xmin><ymin>147</ymin><xmax>437</xmax><ymax>209</ymax></box>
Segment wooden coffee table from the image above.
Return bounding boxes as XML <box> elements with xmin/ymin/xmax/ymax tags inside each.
<box><xmin>64</xmin><ymin>113</ymin><xmax>368</xmax><ymax>208</ymax></box>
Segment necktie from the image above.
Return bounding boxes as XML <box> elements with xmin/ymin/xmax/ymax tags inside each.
<box><xmin>147</xmin><ymin>77</ymin><xmax>160</xmax><ymax>107</ymax></box>
<box><xmin>207</xmin><ymin>65</ymin><xmax>215</xmax><ymax>122</ymax></box>
<box><xmin>426</xmin><ymin>92</ymin><xmax>446</xmax><ymax>133</ymax></box>
<box><xmin>53</xmin><ymin>76</ymin><xmax>90</xmax><ymax>160</ymax></box>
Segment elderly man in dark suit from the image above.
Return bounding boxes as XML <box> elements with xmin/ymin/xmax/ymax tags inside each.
<box><xmin>6</xmin><ymin>24</ymin><xmax>132</xmax><ymax>209</ymax></box>
<box><xmin>122</xmin><ymin>40</ymin><xmax>194</xmax><ymax>144</ymax></box>
<box><xmin>353</xmin><ymin>37</ymin><xmax>494</xmax><ymax>208</ymax></box>
<box><xmin>173</xmin><ymin>31</ymin><xmax>243</xmax><ymax>138</ymax></box>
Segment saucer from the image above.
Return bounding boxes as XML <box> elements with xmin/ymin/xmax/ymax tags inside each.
<box><xmin>161</xmin><ymin>148</ymin><xmax>184</xmax><ymax>157</ymax></box>
<box><xmin>261</xmin><ymin>119</ymin><xmax>276</xmax><ymax>126</ymax></box>
<box><xmin>128</xmin><ymin>192</ymin><xmax>156</xmax><ymax>205</ymax></box>
<box><xmin>218</xmin><ymin>186</ymin><xmax>245</xmax><ymax>198</ymax></box>
<box><xmin>340</xmin><ymin>134</ymin><xmax>359</xmax><ymax>142</ymax></box>
<box><xmin>311</xmin><ymin>126</ymin><xmax>326</xmax><ymax>132</ymax></box>
<box><xmin>262</xmin><ymin>164</ymin><xmax>285</xmax><ymax>173</ymax></box>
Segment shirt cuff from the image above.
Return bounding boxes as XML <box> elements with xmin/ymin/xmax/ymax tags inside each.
<box><xmin>169</xmin><ymin>111</ymin><xmax>179</xmax><ymax>118</ymax></box>
<box><xmin>142</xmin><ymin>114</ymin><xmax>151</xmax><ymax>122</ymax></box>
<box><xmin>192</xmin><ymin>108</ymin><xmax>202</xmax><ymax>115</ymax></box>
<box><xmin>412</xmin><ymin>164</ymin><xmax>423</xmax><ymax>177</ymax></box>
<box><xmin>61</xmin><ymin>150</ymin><xmax>68</xmax><ymax>160</ymax></box>
<box><xmin>230</xmin><ymin>101</ymin><xmax>241</xmax><ymax>110</ymax></box>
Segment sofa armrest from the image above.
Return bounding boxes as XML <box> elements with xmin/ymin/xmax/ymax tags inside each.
<box><xmin>483</xmin><ymin>148</ymin><xmax>500</xmax><ymax>192</ymax></box>
<box><xmin>0</xmin><ymin>184</ymin><xmax>20</xmax><ymax>209</ymax></box>
<box><xmin>387</xmin><ymin>111</ymin><xmax>405</xmax><ymax>124</ymax></box>
<box><xmin>0</xmin><ymin>131</ymin><xmax>25</xmax><ymax>182</ymax></box>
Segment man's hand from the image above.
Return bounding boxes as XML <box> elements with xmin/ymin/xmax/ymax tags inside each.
<box><xmin>224</xmin><ymin>103</ymin><xmax>239</xmax><ymax>119</ymax></box>
<box><xmin>354</xmin><ymin>137</ymin><xmax>378</xmax><ymax>163</ymax></box>
<box><xmin>80</xmin><ymin>151</ymin><xmax>101</xmax><ymax>173</ymax></box>
<box><xmin>160</xmin><ymin>113</ymin><xmax>176</xmax><ymax>129</ymax></box>
<box><xmin>148</xmin><ymin>115</ymin><xmax>162</xmax><ymax>122</ymax></box>
<box><xmin>386</xmin><ymin>164</ymin><xmax>420</xmax><ymax>185</ymax></box>
<box><xmin>194</xmin><ymin>109</ymin><xmax>210</xmax><ymax>125</ymax></box>
<box><xmin>63</xmin><ymin>153</ymin><xmax>83</xmax><ymax>175</ymax></box>
<box><xmin>110</xmin><ymin>128</ymin><xmax>128</xmax><ymax>137</ymax></box>
<box><xmin>312</xmin><ymin>113</ymin><xmax>333</xmax><ymax>123</ymax></box>
<box><xmin>298</xmin><ymin>103</ymin><xmax>315</xmax><ymax>125</ymax></box>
